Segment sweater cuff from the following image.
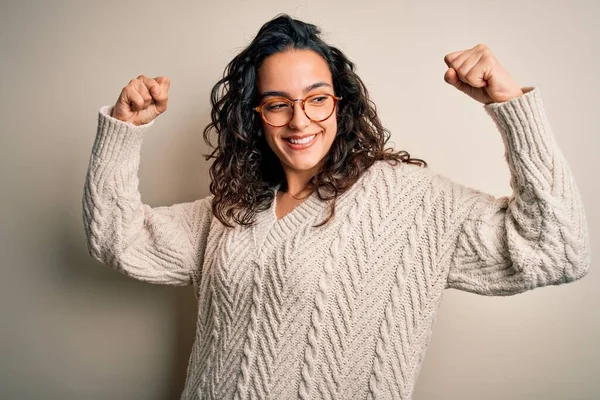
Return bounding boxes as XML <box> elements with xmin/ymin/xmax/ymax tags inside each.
<box><xmin>91</xmin><ymin>105</ymin><xmax>155</xmax><ymax>162</ymax></box>
<box><xmin>483</xmin><ymin>86</ymin><xmax>556</xmax><ymax>187</ymax></box>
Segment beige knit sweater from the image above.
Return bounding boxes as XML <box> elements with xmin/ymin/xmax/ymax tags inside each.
<box><xmin>83</xmin><ymin>87</ymin><xmax>589</xmax><ymax>400</ymax></box>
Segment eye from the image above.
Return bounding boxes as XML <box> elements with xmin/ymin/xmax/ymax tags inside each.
<box><xmin>310</xmin><ymin>95</ymin><xmax>329</xmax><ymax>103</ymax></box>
<box><xmin>265</xmin><ymin>102</ymin><xmax>290</xmax><ymax>111</ymax></box>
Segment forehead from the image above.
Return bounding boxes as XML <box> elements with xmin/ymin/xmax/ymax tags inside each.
<box><xmin>257</xmin><ymin>49</ymin><xmax>333</xmax><ymax>92</ymax></box>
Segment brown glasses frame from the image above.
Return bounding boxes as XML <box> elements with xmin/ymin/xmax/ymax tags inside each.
<box><xmin>254</xmin><ymin>93</ymin><xmax>343</xmax><ymax>127</ymax></box>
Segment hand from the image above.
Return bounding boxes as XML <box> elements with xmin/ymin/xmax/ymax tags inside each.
<box><xmin>443</xmin><ymin>44</ymin><xmax>524</xmax><ymax>104</ymax></box>
<box><xmin>111</xmin><ymin>75</ymin><xmax>170</xmax><ymax>125</ymax></box>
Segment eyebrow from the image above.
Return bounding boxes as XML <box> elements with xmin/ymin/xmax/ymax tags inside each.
<box><xmin>259</xmin><ymin>82</ymin><xmax>333</xmax><ymax>100</ymax></box>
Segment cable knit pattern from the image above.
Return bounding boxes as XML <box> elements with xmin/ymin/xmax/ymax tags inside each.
<box><xmin>83</xmin><ymin>87</ymin><xmax>590</xmax><ymax>400</ymax></box>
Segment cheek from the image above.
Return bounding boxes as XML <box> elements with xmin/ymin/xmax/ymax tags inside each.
<box><xmin>262</xmin><ymin>124</ymin><xmax>280</xmax><ymax>150</ymax></box>
<box><xmin>323</xmin><ymin>118</ymin><xmax>338</xmax><ymax>140</ymax></box>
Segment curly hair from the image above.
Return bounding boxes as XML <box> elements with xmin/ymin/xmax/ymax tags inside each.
<box><xmin>203</xmin><ymin>14</ymin><xmax>427</xmax><ymax>228</ymax></box>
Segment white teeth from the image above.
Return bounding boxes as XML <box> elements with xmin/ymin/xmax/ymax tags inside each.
<box><xmin>287</xmin><ymin>134</ymin><xmax>316</xmax><ymax>145</ymax></box>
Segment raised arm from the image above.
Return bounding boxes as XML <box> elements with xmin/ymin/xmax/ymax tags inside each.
<box><xmin>82</xmin><ymin>76</ymin><xmax>213</xmax><ymax>286</ymax></box>
<box><xmin>441</xmin><ymin>87</ymin><xmax>589</xmax><ymax>295</ymax></box>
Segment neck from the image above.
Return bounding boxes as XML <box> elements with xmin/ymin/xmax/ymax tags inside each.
<box><xmin>281</xmin><ymin>161</ymin><xmax>323</xmax><ymax>197</ymax></box>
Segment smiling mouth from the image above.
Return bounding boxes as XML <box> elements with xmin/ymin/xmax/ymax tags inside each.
<box><xmin>284</xmin><ymin>133</ymin><xmax>318</xmax><ymax>145</ymax></box>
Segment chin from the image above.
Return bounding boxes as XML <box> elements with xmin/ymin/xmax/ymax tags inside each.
<box><xmin>285</xmin><ymin>158</ymin><xmax>322</xmax><ymax>171</ymax></box>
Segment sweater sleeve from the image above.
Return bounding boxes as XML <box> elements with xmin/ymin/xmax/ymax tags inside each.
<box><xmin>441</xmin><ymin>87</ymin><xmax>590</xmax><ymax>295</ymax></box>
<box><xmin>82</xmin><ymin>105</ymin><xmax>213</xmax><ymax>286</ymax></box>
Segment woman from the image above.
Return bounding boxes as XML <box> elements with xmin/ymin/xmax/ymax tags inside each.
<box><xmin>83</xmin><ymin>14</ymin><xmax>589</xmax><ymax>400</ymax></box>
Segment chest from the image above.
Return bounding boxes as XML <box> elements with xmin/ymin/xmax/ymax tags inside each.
<box><xmin>274</xmin><ymin>191</ymin><xmax>307</xmax><ymax>221</ymax></box>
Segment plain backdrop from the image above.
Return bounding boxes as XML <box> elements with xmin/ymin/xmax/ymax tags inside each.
<box><xmin>1</xmin><ymin>0</ymin><xmax>598</xmax><ymax>399</ymax></box>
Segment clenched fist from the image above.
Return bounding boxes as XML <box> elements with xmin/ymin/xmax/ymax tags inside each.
<box><xmin>443</xmin><ymin>44</ymin><xmax>523</xmax><ymax>104</ymax></box>
<box><xmin>111</xmin><ymin>75</ymin><xmax>170</xmax><ymax>126</ymax></box>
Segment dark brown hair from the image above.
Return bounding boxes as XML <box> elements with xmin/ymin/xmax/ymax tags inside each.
<box><xmin>203</xmin><ymin>14</ymin><xmax>427</xmax><ymax>228</ymax></box>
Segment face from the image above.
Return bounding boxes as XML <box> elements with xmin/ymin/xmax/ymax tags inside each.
<box><xmin>256</xmin><ymin>49</ymin><xmax>338</xmax><ymax>176</ymax></box>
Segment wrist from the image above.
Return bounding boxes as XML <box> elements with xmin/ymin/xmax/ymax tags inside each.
<box><xmin>491</xmin><ymin>88</ymin><xmax>525</xmax><ymax>104</ymax></box>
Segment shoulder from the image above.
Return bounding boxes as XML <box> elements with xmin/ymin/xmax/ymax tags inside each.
<box><xmin>352</xmin><ymin>160</ymin><xmax>434</xmax><ymax>209</ymax></box>
<box><xmin>170</xmin><ymin>194</ymin><xmax>214</xmax><ymax>222</ymax></box>
<box><xmin>366</xmin><ymin>159</ymin><xmax>486</xmax><ymax>209</ymax></box>
<box><xmin>367</xmin><ymin>159</ymin><xmax>437</xmax><ymax>187</ymax></box>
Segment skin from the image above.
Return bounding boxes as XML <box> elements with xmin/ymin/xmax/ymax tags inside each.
<box><xmin>443</xmin><ymin>43</ymin><xmax>524</xmax><ymax>104</ymax></box>
<box><xmin>111</xmin><ymin>75</ymin><xmax>169</xmax><ymax>125</ymax></box>
<box><xmin>256</xmin><ymin>49</ymin><xmax>339</xmax><ymax>206</ymax></box>
<box><xmin>257</xmin><ymin>50</ymin><xmax>337</xmax><ymax>197</ymax></box>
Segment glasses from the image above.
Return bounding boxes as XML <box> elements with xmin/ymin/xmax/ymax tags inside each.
<box><xmin>254</xmin><ymin>93</ymin><xmax>342</xmax><ymax>127</ymax></box>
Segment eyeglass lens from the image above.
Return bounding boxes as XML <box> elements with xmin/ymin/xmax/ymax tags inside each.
<box><xmin>262</xmin><ymin>94</ymin><xmax>335</xmax><ymax>126</ymax></box>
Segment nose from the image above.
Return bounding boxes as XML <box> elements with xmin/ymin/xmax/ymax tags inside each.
<box><xmin>287</xmin><ymin>101</ymin><xmax>310</xmax><ymax>130</ymax></box>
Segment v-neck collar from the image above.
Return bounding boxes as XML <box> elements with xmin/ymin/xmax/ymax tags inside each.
<box><xmin>252</xmin><ymin>183</ymin><xmax>328</xmax><ymax>258</ymax></box>
<box><xmin>272</xmin><ymin>183</ymin><xmax>319</xmax><ymax>218</ymax></box>
<box><xmin>270</xmin><ymin>183</ymin><xmax>325</xmax><ymax>226</ymax></box>
<box><xmin>251</xmin><ymin>161</ymin><xmax>385</xmax><ymax>258</ymax></box>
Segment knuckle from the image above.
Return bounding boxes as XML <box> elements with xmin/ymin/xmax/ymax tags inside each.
<box><xmin>458</xmin><ymin>65</ymin><xmax>470</xmax><ymax>76</ymax></box>
<box><xmin>465</xmin><ymin>68</ymin><xmax>477</xmax><ymax>78</ymax></box>
<box><xmin>481</xmin><ymin>48</ymin><xmax>494</xmax><ymax>61</ymax></box>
